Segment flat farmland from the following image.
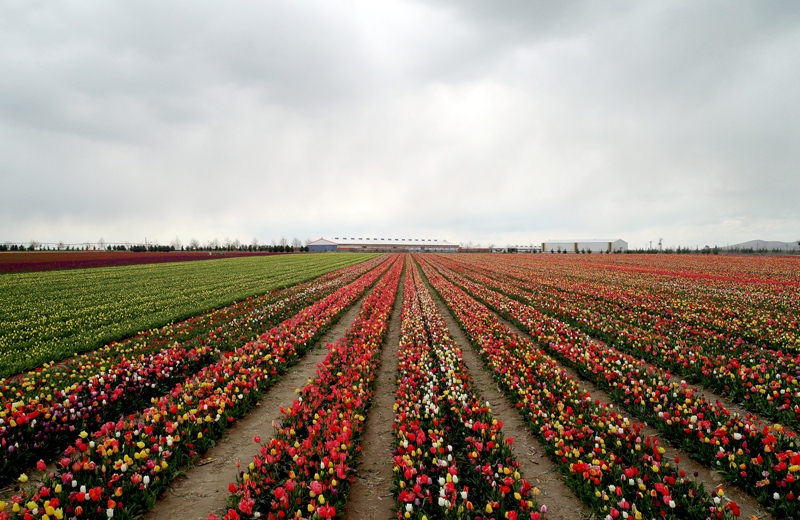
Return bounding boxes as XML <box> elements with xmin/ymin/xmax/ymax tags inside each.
<box><xmin>0</xmin><ymin>253</ymin><xmax>375</xmax><ymax>377</ymax></box>
<box><xmin>3</xmin><ymin>252</ymin><xmax>800</xmax><ymax>520</ymax></box>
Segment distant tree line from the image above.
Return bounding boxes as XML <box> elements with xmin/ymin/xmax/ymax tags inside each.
<box><xmin>0</xmin><ymin>237</ymin><xmax>311</xmax><ymax>253</ymax></box>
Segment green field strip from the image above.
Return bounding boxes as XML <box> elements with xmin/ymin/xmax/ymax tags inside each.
<box><xmin>0</xmin><ymin>253</ymin><xmax>378</xmax><ymax>377</ymax></box>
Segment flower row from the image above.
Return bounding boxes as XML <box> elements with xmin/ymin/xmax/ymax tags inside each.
<box><xmin>1</xmin><ymin>254</ymin><xmax>376</xmax><ymax>378</ymax></box>
<box><xmin>0</xmin><ymin>342</ymin><xmax>214</xmax><ymax>484</ymax></box>
<box><xmin>462</xmin><ymin>254</ymin><xmax>799</xmax><ymax>352</ymax></box>
<box><xmin>437</xmin><ymin>255</ymin><xmax>800</xmax><ymax>430</ymax></box>
<box><xmin>429</xmin><ymin>258</ymin><xmax>800</xmax><ymax>517</ymax></box>
<box><xmin>415</xmin><ymin>256</ymin><xmax>736</xmax><ymax>520</ymax></box>
<box><xmin>555</xmin><ymin>253</ymin><xmax>800</xmax><ymax>283</ymax></box>
<box><xmin>0</xmin><ymin>257</ymin><xmax>385</xmax><ymax>484</ymax></box>
<box><xmin>393</xmin><ymin>261</ymin><xmax>545</xmax><ymax>520</ymax></box>
<box><xmin>214</xmin><ymin>255</ymin><xmax>403</xmax><ymax>520</ymax></box>
<box><xmin>1</xmin><ymin>256</ymin><xmax>383</xmax><ymax>403</ymax></box>
<box><xmin>438</xmin><ymin>254</ymin><xmax>742</xmax><ymax>353</ymax></box>
<box><xmin>0</xmin><ymin>255</ymin><xmax>393</xmax><ymax>520</ymax></box>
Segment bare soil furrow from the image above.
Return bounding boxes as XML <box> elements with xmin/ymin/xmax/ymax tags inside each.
<box><xmin>343</xmin><ymin>271</ymin><xmax>405</xmax><ymax>520</ymax></box>
<box><xmin>145</xmin><ymin>295</ymin><xmax>368</xmax><ymax>520</ymax></box>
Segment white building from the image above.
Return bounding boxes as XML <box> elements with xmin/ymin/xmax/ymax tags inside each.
<box><xmin>542</xmin><ymin>239</ymin><xmax>628</xmax><ymax>253</ymax></box>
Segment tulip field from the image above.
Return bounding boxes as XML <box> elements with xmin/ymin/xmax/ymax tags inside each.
<box><xmin>390</xmin><ymin>260</ymin><xmax>544</xmax><ymax>520</ymax></box>
<box><xmin>0</xmin><ymin>253</ymin><xmax>373</xmax><ymax>377</ymax></box>
<box><xmin>0</xmin><ymin>256</ymin><xmax>386</xmax><ymax>485</ymax></box>
<box><xmin>1</xmin><ymin>252</ymin><xmax>799</xmax><ymax>520</ymax></box>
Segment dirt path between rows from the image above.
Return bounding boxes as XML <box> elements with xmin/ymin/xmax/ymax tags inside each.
<box><xmin>489</xmin><ymin>312</ymin><xmax>774</xmax><ymax>520</ymax></box>
<box><xmin>342</xmin><ymin>271</ymin><xmax>404</xmax><ymax>520</ymax></box>
<box><xmin>145</xmin><ymin>295</ymin><xmax>368</xmax><ymax>520</ymax></box>
<box><xmin>428</xmin><ymin>290</ymin><xmax>591</xmax><ymax>520</ymax></box>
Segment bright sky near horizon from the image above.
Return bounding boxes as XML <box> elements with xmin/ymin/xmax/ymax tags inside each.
<box><xmin>2</xmin><ymin>1</ymin><xmax>799</xmax><ymax>249</ymax></box>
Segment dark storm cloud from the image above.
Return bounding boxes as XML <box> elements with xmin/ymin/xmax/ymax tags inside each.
<box><xmin>1</xmin><ymin>0</ymin><xmax>799</xmax><ymax>247</ymax></box>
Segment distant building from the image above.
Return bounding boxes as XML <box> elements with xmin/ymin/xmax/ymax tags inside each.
<box><xmin>542</xmin><ymin>239</ymin><xmax>628</xmax><ymax>253</ymax></box>
<box><xmin>307</xmin><ymin>237</ymin><xmax>459</xmax><ymax>253</ymax></box>
<box><xmin>307</xmin><ymin>238</ymin><xmax>339</xmax><ymax>252</ymax></box>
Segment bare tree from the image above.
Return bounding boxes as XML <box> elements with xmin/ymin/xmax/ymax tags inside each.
<box><xmin>30</xmin><ymin>240</ymin><xmax>41</xmax><ymax>251</ymax></box>
<box><xmin>232</xmin><ymin>238</ymin><xmax>241</xmax><ymax>250</ymax></box>
<box><xmin>251</xmin><ymin>237</ymin><xmax>259</xmax><ymax>248</ymax></box>
<box><xmin>223</xmin><ymin>237</ymin><xmax>233</xmax><ymax>250</ymax></box>
<box><xmin>292</xmin><ymin>237</ymin><xmax>302</xmax><ymax>248</ymax></box>
<box><xmin>98</xmin><ymin>238</ymin><xmax>106</xmax><ymax>250</ymax></box>
<box><xmin>305</xmin><ymin>238</ymin><xmax>311</xmax><ymax>246</ymax></box>
<box><xmin>171</xmin><ymin>236</ymin><xmax>182</xmax><ymax>250</ymax></box>
<box><xmin>189</xmin><ymin>238</ymin><xmax>200</xmax><ymax>250</ymax></box>
<box><xmin>207</xmin><ymin>238</ymin><xmax>219</xmax><ymax>250</ymax></box>
<box><xmin>279</xmin><ymin>237</ymin><xmax>287</xmax><ymax>247</ymax></box>
<box><xmin>57</xmin><ymin>241</ymin><xmax>65</xmax><ymax>250</ymax></box>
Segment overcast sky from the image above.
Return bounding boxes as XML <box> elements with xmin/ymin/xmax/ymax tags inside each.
<box><xmin>2</xmin><ymin>1</ymin><xmax>799</xmax><ymax>248</ymax></box>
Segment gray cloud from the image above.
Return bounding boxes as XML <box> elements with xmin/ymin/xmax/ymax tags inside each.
<box><xmin>1</xmin><ymin>0</ymin><xmax>799</xmax><ymax>248</ymax></box>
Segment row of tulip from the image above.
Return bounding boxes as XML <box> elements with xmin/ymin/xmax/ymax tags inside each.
<box><xmin>0</xmin><ymin>257</ymin><xmax>386</xmax><ymax>484</ymax></box>
<box><xmin>439</xmin><ymin>255</ymin><xmax>740</xmax><ymax>352</ymax></box>
<box><xmin>482</xmin><ymin>254</ymin><xmax>788</xmax><ymax>348</ymax></box>
<box><xmin>547</xmin><ymin>251</ymin><xmax>800</xmax><ymax>283</ymax></box>
<box><xmin>0</xmin><ymin>255</ymin><xmax>394</xmax><ymax>520</ymax></box>
<box><xmin>1</xmin><ymin>255</ymin><xmax>384</xmax><ymax>403</ymax></box>
<box><xmin>415</xmin><ymin>256</ymin><xmax>737</xmax><ymax>520</ymax></box>
<box><xmin>214</xmin><ymin>255</ymin><xmax>403</xmax><ymax>520</ymax></box>
<box><xmin>1</xmin><ymin>254</ymin><xmax>375</xmax><ymax>379</ymax></box>
<box><xmin>443</xmin><ymin>254</ymin><xmax>781</xmax><ymax>357</ymax></box>
<box><xmin>427</xmin><ymin>257</ymin><xmax>800</xmax><ymax>517</ymax></box>
<box><xmin>0</xmin><ymin>342</ymin><xmax>215</xmax><ymax>485</ymax></box>
<box><xmin>474</xmin><ymin>254</ymin><xmax>799</xmax><ymax>353</ymax></box>
<box><xmin>392</xmin><ymin>261</ymin><xmax>545</xmax><ymax>520</ymax></box>
<box><xmin>438</xmin><ymin>255</ymin><xmax>800</xmax><ymax>430</ymax></box>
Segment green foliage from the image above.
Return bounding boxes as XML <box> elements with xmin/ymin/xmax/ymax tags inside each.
<box><xmin>0</xmin><ymin>253</ymin><xmax>376</xmax><ymax>377</ymax></box>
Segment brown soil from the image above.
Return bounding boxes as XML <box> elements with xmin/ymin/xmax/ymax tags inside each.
<box><xmin>490</xmin><ymin>313</ymin><xmax>774</xmax><ymax>520</ymax></box>
<box><xmin>342</xmin><ymin>271</ymin><xmax>404</xmax><ymax>520</ymax></box>
<box><xmin>0</xmin><ymin>463</ymin><xmax>57</xmax><ymax>502</ymax></box>
<box><xmin>428</xmin><ymin>292</ymin><xmax>592</xmax><ymax>520</ymax></box>
<box><xmin>145</xmin><ymin>296</ymin><xmax>368</xmax><ymax>520</ymax></box>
